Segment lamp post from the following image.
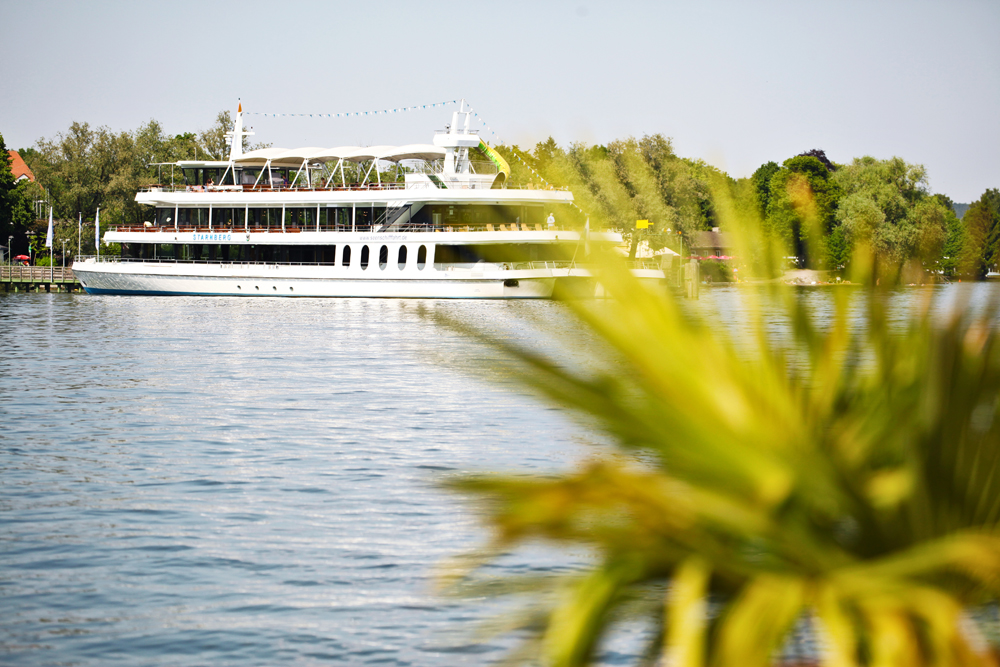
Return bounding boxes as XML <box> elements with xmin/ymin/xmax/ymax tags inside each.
<box><xmin>7</xmin><ymin>236</ymin><xmax>11</xmax><ymax>265</ymax></box>
<box><xmin>62</xmin><ymin>239</ymin><xmax>67</xmax><ymax>271</ymax></box>
<box><xmin>667</xmin><ymin>228</ymin><xmax>684</xmax><ymax>259</ymax></box>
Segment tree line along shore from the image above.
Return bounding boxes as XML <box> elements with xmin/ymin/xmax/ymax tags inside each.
<box><xmin>2</xmin><ymin>111</ymin><xmax>997</xmax><ymax>280</ymax></box>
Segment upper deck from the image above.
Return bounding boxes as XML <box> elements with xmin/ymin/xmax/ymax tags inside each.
<box><xmin>139</xmin><ymin>101</ymin><xmax>572</xmax><ymax>210</ymax></box>
<box><xmin>136</xmin><ymin>180</ymin><xmax>575</xmax><ymax>208</ymax></box>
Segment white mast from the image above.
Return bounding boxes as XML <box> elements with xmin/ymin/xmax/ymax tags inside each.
<box><xmin>433</xmin><ymin>98</ymin><xmax>478</xmax><ymax>176</ymax></box>
<box><xmin>226</xmin><ymin>99</ymin><xmax>254</xmax><ymax>161</ymax></box>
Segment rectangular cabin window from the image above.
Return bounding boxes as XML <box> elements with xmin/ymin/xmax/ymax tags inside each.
<box><xmin>241</xmin><ymin>168</ymin><xmax>261</xmax><ymax>185</ymax></box>
<box><xmin>178</xmin><ymin>208</ymin><xmax>208</xmax><ymax>229</ymax></box>
<box><xmin>435</xmin><ymin>243</ymin><xmax>574</xmax><ymax>266</ymax></box>
<box><xmin>247</xmin><ymin>208</ymin><xmax>268</xmax><ymax>229</ymax></box>
<box><xmin>216</xmin><ymin>208</ymin><xmax>236</xmax><ymax>229</ymax></box>
<box><xmin>155</xmin><ymin>209</ymin><xmax>174</xmax><ymax>227</ymax></box>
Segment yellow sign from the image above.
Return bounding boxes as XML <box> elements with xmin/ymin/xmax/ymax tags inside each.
<box><xmin>636</xmin><ymin>219</ymin><xmax>650</xmax><ymax>229</ymax></box>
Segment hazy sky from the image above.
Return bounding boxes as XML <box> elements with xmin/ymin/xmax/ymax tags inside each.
<box><xmin>2</xmin><ymin>0</ymin><xmax>997</xmax><ymax>202</ymax></box>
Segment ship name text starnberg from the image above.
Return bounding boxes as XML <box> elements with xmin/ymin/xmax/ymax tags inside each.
<box><xmin>73</xmin><ymin>101</ymin><xmax>664</xmax><ymax>298</ymax></box>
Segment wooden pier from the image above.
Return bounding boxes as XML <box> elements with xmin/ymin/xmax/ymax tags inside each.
<box><xmin>1</xmin><ymin>265</ymin><xmax>82</xmax><ymax>292</ymax></box>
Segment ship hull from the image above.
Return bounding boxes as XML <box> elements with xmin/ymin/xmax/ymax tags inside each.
<box><xmin>73</xmin><ymin>261</ymin><xmax>556</xmax><ymax>298</ymax></box>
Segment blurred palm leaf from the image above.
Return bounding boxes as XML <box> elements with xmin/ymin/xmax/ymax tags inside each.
<box><xmin>442</xmin><ymin>184</ymin><xmax>1000</xmax><ymax>667</ymax></box>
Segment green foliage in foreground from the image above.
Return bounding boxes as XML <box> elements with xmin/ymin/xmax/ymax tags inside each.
<box><xmin>444</xmin><ymin>207</ymin><xmax>1000</xmax><ymax>666</ymax></box>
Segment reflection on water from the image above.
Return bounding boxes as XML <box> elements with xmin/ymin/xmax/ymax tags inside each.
<box><xmin>1</xmin><ymin>285</ymin><xmax>997</xmax><ymax>665</ymax></box>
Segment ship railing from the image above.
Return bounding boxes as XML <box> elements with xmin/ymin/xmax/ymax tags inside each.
<box><xmin>139</xmin><ymin>182</ymin><xmax>412</xmax><ymax>193</ymax></box>
<box><xmin>71</xmin><ymin>257</ymin><xmax>594</xmax><ymax>272</ymax></box>
<box><xmin>138</xmin><ymin>182</ymin><xmax>571</xmax><ymax>193</ymax></box>
<box><xmin>406</xmin><ymin>162</ymin><xmax>444</xmax><ymax>175</ymax></box>
<box><xmin>625</xmin><ymin>259</ymin><xmax>662</xmax><ymax>270</ymax></box>
<box><xmin>74</xmin><ymin>255</ymin><xmax>124</xmax><ymax>264</ymax></box>
<box><xmin>433</xmin><ymin>260</ymin><xmax>581</xmax><ymax>272</ymax></box>
<box><xmin>403</xmin><ymin>180</ymin><xmax>498</xmax><ymax>191</ymax></box>
<box><xmin>512</xmin><ymin>261</ymin><xmax>579</xmax><ymax>270</ymax></box>
<box><xmin>112</xmin><ymin>224</ymin><xmax>579</xmax><ymax>234</ymax></box>
<box><xmin>467</xmin><ymin>160</ymin><xmax>498</xmax><ymax>175</ymax></box>
<box><xmin>74</xmin><ymin>256</ymin><xmax>342</xmax><ymax>267</ymax></box>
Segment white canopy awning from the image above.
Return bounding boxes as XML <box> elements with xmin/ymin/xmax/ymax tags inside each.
<box><xmin>268</xmin><ymin>147</ymin><xmax>329</xmax><ymax>163</ymax></box>
<box><xmin>339</xmin><ymin>145</ymin><xmax>397</xmax><ymax>162</ymax></box>
<box><xmin>233</xmin><ymin>147</ymin><xmax>291</xmax><ymax>166</ymax></box>
<box><xmin>309</xmin><ymin>146</ymin><xmax>365</xmax><ymax>162</ymax></box>
<box><xmin>232</xmin><ymin>144</ymin><xmax>448</xmax><ymax>167</ymax></box>
<box><xmin>376</xmin><ymin>144</ymin><xmax>446</xmax><ymax>162</ymax></box>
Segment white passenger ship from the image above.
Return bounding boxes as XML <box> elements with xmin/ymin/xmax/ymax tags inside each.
<box><xmin>73</xmin><ymin>102</ymin><xmax>663</xmax><ymax>298</ymax></box>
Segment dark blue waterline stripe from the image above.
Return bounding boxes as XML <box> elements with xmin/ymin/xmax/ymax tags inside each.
<box><xmin>82</xmin><ymin>287</ymin><xmax>544</xmax><ymax>299</ymax></box>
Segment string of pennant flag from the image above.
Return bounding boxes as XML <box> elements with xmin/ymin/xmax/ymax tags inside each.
<box><xmin>245</xmin><ymin>100</ymin><xmax>458</xmax><ymax>118</ymax></box>
<box><xmin>464</xmin><ymin>104</ymin><xmax>502</xmax><ymax>145</ymax></box>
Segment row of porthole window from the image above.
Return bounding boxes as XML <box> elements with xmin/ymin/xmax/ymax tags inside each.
<box><xmin>346</xmin><ymin>244</ymin><xmax>427</xmax><ymax>271</ymax></box>
<box><xmin>236</xmin><ymin>285</ymin><xmax>293</xmax><ymax>292</ymax></box>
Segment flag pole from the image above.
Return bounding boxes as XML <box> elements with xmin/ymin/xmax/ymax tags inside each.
<box><xmin>95</xmin><ymin>208</ymin><xmax>100</xmax><ymax>260</ymax></box>
<box><xmin>46</xmin><ymin>207</ymin><xmax>54</xmax><ymax>283</ymax></box>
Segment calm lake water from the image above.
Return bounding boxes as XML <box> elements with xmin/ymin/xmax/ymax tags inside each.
<box><xmin>2</xmin><ymin>285</ymin><xmax>998</xmax><ymax>666</ymax></box>
<box><xmin>1</xmin><ymin>293</ymin><xmax>616</xmax><ymax>666</ymax></box>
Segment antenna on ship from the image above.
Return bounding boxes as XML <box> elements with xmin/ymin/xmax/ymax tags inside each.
<box><xmin>226</xmin><ymin>99</ymin><xmax>254</xmax><ymax>161</ymax></box>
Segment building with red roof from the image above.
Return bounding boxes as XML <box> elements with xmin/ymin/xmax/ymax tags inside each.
<box><xmin>8</xmin><ymin>150</ymin><xmax>35</xmax><ymax>183</ymax></box>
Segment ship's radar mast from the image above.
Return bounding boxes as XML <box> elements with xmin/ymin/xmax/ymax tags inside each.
<box><xmin>433</xmin><ymin>99</ymin><xmax>479</xmax><ymax>175</ymax></box>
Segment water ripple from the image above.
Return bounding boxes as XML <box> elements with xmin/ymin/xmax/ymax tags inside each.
<box><xmin>1</xmin><ymin>293</ymin><xmax>601</xmax><ymax>666</ymax></box>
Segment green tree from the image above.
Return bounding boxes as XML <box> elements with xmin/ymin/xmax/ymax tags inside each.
<box><xmin>28</xmin><ymin>122</ymin><xmax>130</xmax><ymax>224</ymax></box>
<box><xmin>197</xmin><ymin>109</ymin><xmax>267</xmax><ymax>160</ymax></box>
<box><xmin>22</xmin><ymin>110</ymin><xmax>259</xmax><ymax>230</ymax></box>
<box><xmin>0</xmin><ymin>133</ymin><xmax>35</xmax><ymax>254</ymax></box>
<box><xmin>493</xmin><ymin>144</ymin><xmax>540</xmax><ymax>188</ymax></box>
<box><xmin>533</xmin><ymin>135</ymin><xmax>718</xmax><ymax>259</ymax></box>
<box><xmin>826</xmin><ymin>222</ymin><xmax>850</xmax><ymax>270</ymax></box>
<box><xmin>832</xmin><ymin>156</ymin><xmax>948</xmax><ymax>276</ymax></box>
<box><xmin>750</xmin><ymin>161</ymin><xmax>780</xmax><ymax>218</ymax></box>
<box><xmin>931</xmin><ymin>194</ymin><xmax>965</xmax><ymax>277</ymax></box>
<box><xmin>761</xmin><ymin>154</ymin><xmax>841</xmax><ymax>268</ymax></box>
<box><xmin>199</xmin><ymin>110</ymin><xmax>233</xmax><ymax>160</ymax></box>
<box><xmin>940</xmin><ymin>212</ymin><xmax>965</xmax><ymax>277</ymax></box>
<box><xmin>958</xmin><ymin>189</ymin><xmax>1000</xmax><ymax>279</ymax></box>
